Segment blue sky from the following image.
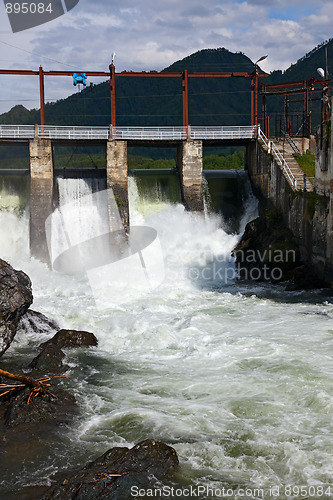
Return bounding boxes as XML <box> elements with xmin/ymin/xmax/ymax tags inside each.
<box><xmin>268</xmin><ymin>7</ymin><xmax>317</xmax><ymax>21</ymax></box>
<box><xmin>0</xmin><ymin>0</ymin><xmax>332</xmax><ymax>115</ymax></box>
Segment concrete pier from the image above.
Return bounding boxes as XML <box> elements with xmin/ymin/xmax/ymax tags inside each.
<box><xmin>177</xmin><ymin>139</ymin><xmax>204</xmax><ymax>212</ymax></box>
<box><xmin>106</xmin><ymin>139</ymin><xmax>129</xmax><ymax>232</ymax></box>
<box><xmin>29</xmin><ymin>138</ymin><xmax>53</xmax><ymax>264</ymax></box>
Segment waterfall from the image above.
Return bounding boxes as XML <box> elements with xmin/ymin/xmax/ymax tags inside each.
<box><xmin>9</xmin><ymin>170</ymin><xmax>333</xmax><ymax>500</ymax></box>
<box><xmin>0</xmin><ymin>175</ymin><xmax>29</xmax><ymax>261</ymax></box>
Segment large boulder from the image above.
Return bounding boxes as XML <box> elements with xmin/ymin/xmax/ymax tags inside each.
<box><xmin>0</xmin><ymin>259</ymin><xmax>33</xmax><ymax>356</ymax></box>
<box><xmin>28</xmin><ymin>343</ymin><xmax>67</xmax><ymax>374</ymax></box>
<box><xmin>0</xmin><ymin>381</ymin><xmax>78</xmax><ymax>490</ymax></box>
<box><xmin>17</xmin><ymin>309</ymin><xmax>60</xmax><ymax>336</ymax></box>
<box><xmin>40</xmin><ymin>329</ymin><xmax>98</xmax><ymax>350</ymax></box>
<box><xmin>41</xmin><ymin>439</ymin><xmax>179</xmax><ymax>500</ymax></box>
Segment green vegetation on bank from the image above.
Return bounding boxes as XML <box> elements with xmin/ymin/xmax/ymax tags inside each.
<box><xmin>295</xmin><ymin>150</ymin><xmax>315</xmax><ymax>178</ymax></box>
<box><xmin>128</xmin><ymin>156</ymin><xmax>175</xmax><ymax>169</ymax></box>
<box><xmin>0</xmin><ymin>151</ymin><xmax>245</xmax><ymax>170</ymax></box>
<box><xmin>203</xmin><ymin>150</ymin><xmax>244</xmax><ymax>169</ymax></box>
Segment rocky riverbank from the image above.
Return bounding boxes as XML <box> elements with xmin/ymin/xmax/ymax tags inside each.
<box><xmin>0</xmin><ymin>259</ymin><xmax>180</xmax><ymax>499</ymax></box>
<box><xmin>0</xmin><ymin>258</ymin><xmax>33</xmax><ymax>356</ymax></box>
<box><xmin>233</xmin><ymin>209</ymin><xmax>330</xmax><ymax>290</ymax></box>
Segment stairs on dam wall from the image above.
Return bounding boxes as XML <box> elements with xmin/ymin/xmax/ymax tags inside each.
<box><xmin>258</xmin><ymin>132</ymin><xmax>314</xmax><ymax>192</ymax></box>
<box><xmin>273</xmin><ymin>138</ymin><xmax>314</xmax><ymax>192</ymax></box>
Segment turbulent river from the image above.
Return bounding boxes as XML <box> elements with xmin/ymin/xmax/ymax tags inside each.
<box><xmin>0</xmin><ymin>170</ymin><xmax>333</xmax><ymax>499</ymax></box>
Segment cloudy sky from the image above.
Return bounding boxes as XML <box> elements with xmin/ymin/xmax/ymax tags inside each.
<box><xmin>0</xmin><ymin>0</ymin><xmax>332</xmax><ymax>115</ymax></box>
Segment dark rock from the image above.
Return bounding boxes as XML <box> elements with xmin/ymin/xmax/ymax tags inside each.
<box><xmin>4</xmin><ymin>385</ymin><xmax>76</xmax><ymax>429</ymax></box>
<box><xmin>233</xmin><ymin>210</ymin><xmax>301</xmax><ymax>283</ymax></box>
<box><xmin>17</xmin><ymin>309</ymin><xmax>59</xmax><ymax>336</ymax></box>
<box><xmin>28</xmin><ymin>344</ymin><xmax>67</xmax><ymax>374</ymax></box>
<box><xmin>0</xmin><ymin>383</ymin><xmax>78</xmax><ymax>490</ymax></box>
<box><xmin>284</xmin><ymin>265</ymin><xmax>330</xmax><ymax>290</ymax></box>
<box><xmin>233</xmin><ymin>210</ymin><xmax>329</xmax><ymax>289</ymax></box>
<box><xmin>42</xmin><ymin>439</ymin><xmax>179</xmax><ymax>500</ymax></box>
<box><xmin>0</xmin><ymin>259</ymin><xmax>33</xmax><ymax>356</ymax></box>
<box><xmin>40</xmin><ymin>329</ymin><xmax>98</xmax><ymax>350</ymax></box>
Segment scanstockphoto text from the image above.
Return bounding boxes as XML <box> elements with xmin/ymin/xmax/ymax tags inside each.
<box><xmin>130</xmin><ymin>484</ymin><xmax>333</xmax><ymax>498</ymax></box>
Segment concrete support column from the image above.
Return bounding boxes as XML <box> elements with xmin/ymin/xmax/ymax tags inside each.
<box><xmin>29</xmin><ymin>138</ymin><xmax>53</xmax><ymax>264</ymax></box>
<box><xmin>106</xmin><ymin>139</ymin><xmax>129</xmax><ymax>232</ymax></box>
<box><xmin>177</xmin><ymin>139</ymin><xmax>204</xmax><ymax>212</ymax></box>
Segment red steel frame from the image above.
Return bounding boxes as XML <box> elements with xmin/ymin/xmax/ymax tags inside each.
<box><xmin>259</xmin><ymin>78</ymin><xmax>331</xmax><ymax>136</ymax></box>
<box><xmin>0</xmin><ymin>66</ymin><xmax>267</xmax><ymax>127</ymax></box>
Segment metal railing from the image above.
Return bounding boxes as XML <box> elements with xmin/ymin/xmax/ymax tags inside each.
<box><xmin>111</xmin><ymin>126</ymin><xmax>187</xmax><ymax>140</ymax></box>
<box><xmin>190</xmin><ymin>125</ymin><xmax>258</xmax><ymax>140</ymax></box>
<box><xmin>38</xmin><ymin>125</ymin><xmax>109</xmax><ymax>140</ymax></box>
<box><xmin>258</xmin><ymin>127</ymin><xmax>298</xmax><ymax>190</ymax></box>
<box><xmin>0</xmin><ymin>124</ymin><xmax>260</xmax><ymax>141</ymax></box>
<box><xmin>0</xmin><ymin>125</ymin><xmax>35</xmax><ymax>139</ymax></box>
<box><xmin>281</xmin><ymin>131</ymin><xmax>301</xmax><ymax>155</ymax></box>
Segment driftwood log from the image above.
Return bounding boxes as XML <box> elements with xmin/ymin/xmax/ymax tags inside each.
<box><xmin>0</xmin><ymin>368</ymin><xmax>64</xmax><ymax>404</ymax></box>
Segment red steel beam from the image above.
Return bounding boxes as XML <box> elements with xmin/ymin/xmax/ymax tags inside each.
<box><xmin>260</xmin><ymin>78</ymin><xmax>331</xmax><ymax>93</ymax></box>
<box><xmin>0</xmin><ymin>67</ymin><xmax>268</xmax><ymax>126</ymax></box>
<box><xmin>109</xmin><ymin>64</ymin><xmax>116</xmax><ymax>127</ymax></box>
<box><xmin>116</xmin><ymin>72</ymin><xmax>182</xmax><ymax>77</ymax></box>
<box><xmin>0</xmin><ymin>68</ymin><xmax>267</xmax><ymax>78</ymax></box>
<box><xmin>0</xmin><ymin>69</ymin><xmax>39</xmax><ymax>75</ymax></box>
<box><xmin>182</xmin><ymin>70</ymin><xmax>189</xmax><ymax>127</ymax></box>
<box><xmin>250</xmin><ymin>75</ymin><xmax>255</xmax><ymax>126</ymax></box>
<box><xmin>39</xmin><ymin>66</ymin><xmax>45</xmax><ymax>127</ymax></box>
<box><xmin>189</xmin><ymin>72</ymin><xmax>267</xmax><ymax>78</ymax></box>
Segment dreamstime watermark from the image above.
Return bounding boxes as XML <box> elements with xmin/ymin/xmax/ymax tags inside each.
<box><xmin>4</xmin><ymin>0</ymin><xmax>80</xmax><ymax>33</ymax></box>
<box><xmin>45</xmin><ymin>188</ymin><xmax>165</xmax><ymax>309</ymax></box>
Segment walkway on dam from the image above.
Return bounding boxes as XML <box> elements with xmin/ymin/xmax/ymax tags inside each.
<box><xmin>0</xmin><ymin>124</ymin><xmax>258</xmax><ymax>145</ymax></box>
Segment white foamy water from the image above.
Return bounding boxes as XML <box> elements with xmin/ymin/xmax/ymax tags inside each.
<box><xmin>1</xmin><ymin>174</ymin><xmax>333</xmax><ymax>499</ymax></box>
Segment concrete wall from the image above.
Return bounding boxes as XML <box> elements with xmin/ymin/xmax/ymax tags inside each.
<box><xmin>246</xmin><ymin>139</ymin><xmax>333</xmax><ymax>285</ymax></box>
<box><xmin>106</xmin><ymin>140</ymin><xmax>129</xmax><ymax>233</ymax></box>
<box><xmin>29</xmin><ymin>138</ymin><xmax>54</xmax><ymax>265</ymax></box>
<box><xmin>315</xmin><ymin>97</ymin><xmax>333</xmax><ymax>197</ymax></box>
<box><xmin>176</xmin><ymin>139</ymin><xmax>204</xmax><ymax>212</ymax></box>
<box><xmin>315</xmin><ymin>121</ymin><xmax>332</xmax><ymax>196</ymax></box>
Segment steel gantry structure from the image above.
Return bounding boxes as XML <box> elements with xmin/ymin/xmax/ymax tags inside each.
<box><xmin>0</xmin><ymin>64</ymin><xmax>268</xmax><ymax>127</ymax></box>
<box><xmin>259</xmin><ymin>77</ymin><xmax>331</xmax><ymax>137</ymax></box>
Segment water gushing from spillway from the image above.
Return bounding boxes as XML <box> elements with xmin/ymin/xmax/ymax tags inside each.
<box><xmin>0</xmin><ymin>171</ymin><xmax>333</xmax><ymax>499</ymax></box>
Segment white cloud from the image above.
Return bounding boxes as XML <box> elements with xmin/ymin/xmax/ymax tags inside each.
<box><xmin>0</xmin><ymin>0</ymin><xmax>331</xmax><ymax>114</ymax></box>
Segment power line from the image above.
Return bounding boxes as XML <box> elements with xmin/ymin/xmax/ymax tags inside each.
<box><xmin>0</xmin><ymin>40</ymin><xmax>79</xmax><ymax>69</ymax></box>
<box><xmin>0</xmin><ymin>89</ymin><xmax>252</xmax><ymax>104</ymax></box>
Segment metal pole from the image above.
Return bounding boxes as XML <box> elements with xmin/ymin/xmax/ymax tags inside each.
<box><xmin>254</xmin><ymin>70</ymin><xmax>259</xmax><ymax>126</ymax></box>
<box><xmin>262</xmin><ymin>85</ymin><xmax>267</xmax><ymax>135</ymax></box>
<box><xmin>304</xmin><ymin>80</ymin><xmax>309</xmax><ymax>137</ymax></box>
<box><xmin>250</xmin><ymin>74</ymin><xmax>255</xmax><ymax>126</ymax></box>
<box><xmin>39</xmin><ymin>66</ymin><xmax>45</xmax><ymax>127</ymax></box>
<box><xmin>182</xmin><ymin>69</ymin><xmax>189</xmax><ymax>127</ymax></box>
<box><xmin>109</xmin><ymin>63</ymin><xmax>116</xmax><ymax>126</ymax></box>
